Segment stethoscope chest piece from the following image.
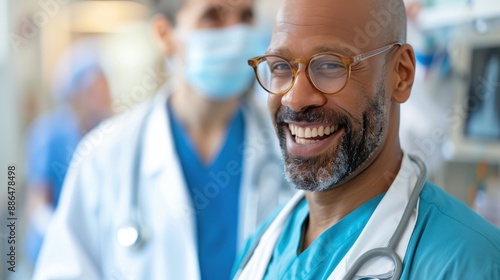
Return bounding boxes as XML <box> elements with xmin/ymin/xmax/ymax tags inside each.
<box><xmin>117</xmin><ymin>223</ymin><xmax>146</xmax><ymax>249</ymax></box>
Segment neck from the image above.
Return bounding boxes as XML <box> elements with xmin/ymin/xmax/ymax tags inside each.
<box><xmin>302</xmin><ymin>146</ymin><xmax>403</xmax><ymax>251</ymax></box>
<box><xmin>301</xmin><ymin>107</ymin><xmax>404</xmax><ymax>251</ymax></box>
<box><xmin>170</xmin><ymin>84</ymin><xmax>241</xmax><ymax>163</ymax></box>
<box><xmin>171</xmin><ymin>90</ymin><xmax>240</xmax><ymax>132</ymax></box>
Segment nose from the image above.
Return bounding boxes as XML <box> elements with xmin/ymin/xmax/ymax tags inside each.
<box><xmin>221</xmin><ymin>9</ymin><xmax>252</xmax><ymax>27</ymax></box>
<box><xmin>223</xmin><ymin>15</ymin><xmax>242</xmax><ymax>27</ymax></box>
<box><xmin>281</xmin><ymin>68</ymin><xmax>327</xmax><ymax>112</ymax></box>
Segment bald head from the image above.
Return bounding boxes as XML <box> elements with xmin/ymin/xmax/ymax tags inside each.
<box><xmin>272</xmin><ymin>0</ymin><xmax>406</xmax><ymax>53</ymax></box>
<box><xmin>371</xmin><ymin>0</ymin><xmax>407</xmax><ymax>44</ymax></box>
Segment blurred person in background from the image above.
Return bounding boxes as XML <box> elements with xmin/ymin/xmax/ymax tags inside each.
<box><xmin>24</xmin><ymin>37</ymin><xmax>112</xmax><ymax>266</ymax></box>
<box><xmin>33</xmin><ymin>0</ymin><xmax>293</xmax><ymax>279</ymax></box>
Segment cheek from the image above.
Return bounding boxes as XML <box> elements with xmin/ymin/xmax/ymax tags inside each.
<box><xmin>325</xmin><ymin>92</ymin><xmax>365</xmax><ymax>122</ymax></box>
<box><xmin>334</xmin><ymin>76</ymin><xmax>379</xmax><ymax>114</ymax></box>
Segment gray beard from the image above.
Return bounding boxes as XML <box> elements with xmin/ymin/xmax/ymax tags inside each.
<box><xmin>277</xmin><ymin>85</ymin><xmax>387</xmax><ymax>192</ymax></box>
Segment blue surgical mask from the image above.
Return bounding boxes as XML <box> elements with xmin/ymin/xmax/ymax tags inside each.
<box><xmin>180</xmin><ymin>24</ymin><xmax>261</xmax><ymax>101</ymax></box>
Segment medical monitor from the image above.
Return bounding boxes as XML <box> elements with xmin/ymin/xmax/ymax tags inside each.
<box><xmin>444</xmin><ymin>32</ymin><xmax>500</xmax><ymax>162</ymax></box>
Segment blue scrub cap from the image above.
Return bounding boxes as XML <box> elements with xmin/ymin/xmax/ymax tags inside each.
<box><xmin>51</xmin><ymin>37</ymin><xmax>105</xmax><ymax>103</ymax></box>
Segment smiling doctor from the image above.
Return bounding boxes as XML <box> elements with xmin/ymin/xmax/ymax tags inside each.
<box><xmin>33</xmin><ymin>0</ymin><xmax>293</xmax><ymax>279</ymax></box>
<box><xmin>233</xmin><ymin>0</ymin><xmax>500</xmax><ymax>279</ymax></box>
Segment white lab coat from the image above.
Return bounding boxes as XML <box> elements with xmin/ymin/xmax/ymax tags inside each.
<box><xmin>33</xmin><ymin>87</ymin><xmax>294</xmax><ymax>280</ymax></box>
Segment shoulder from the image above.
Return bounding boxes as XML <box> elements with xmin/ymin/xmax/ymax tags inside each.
<box><xmin>419</xmin><ymin>182</ymin><xmax>500</xmax><ymax>245</ymax></box>
<box><xmin>404</xmin><ymin>182</ymin><xmax>500</xmax><ymax>278</ymax></box>
<box><xmin>73</xmin><ymin>97</ymin><xmax>158</xmax><ymax>167</ymax></box>
<box><xmin>56</xmin><ymin>97</ymin><xmax>163</xmax><ymax>212</ymax></box>
<box><xmin>27</xmin><ymin>108</ymin><xmax>72</xmax><ymax>140</ymax></box>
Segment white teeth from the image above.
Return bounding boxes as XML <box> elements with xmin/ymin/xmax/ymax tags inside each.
<box><xmin>295</xmin><ymin>136</ymin><xmax>320</xmax><ymax>145</ymax></box>
<box><xmin>288</xmin><ymin>123</ymin><xmax>338</xmax><ymax>143</ymax></box>
<box><xmin>305</xmin><ymin>128</ymin><xmax>312</xmax><ymax>138</ymax></box>
<box><xmin>297</xmin><ymin>127</ymin><xmax>305</xmax><ymax>137</ymax></box>
<box><xmin>312</xmin><ymin>128</ymin><xmax>318</xmax><ymax>137</ymax></box>
<box><xmin>318</xmin><ymin>126</ymin><xmax>324</xmax><ymax>136</ymax></box>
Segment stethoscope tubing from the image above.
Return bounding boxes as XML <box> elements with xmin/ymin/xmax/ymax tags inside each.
<box><xmin>116</xmin><ymin>102</ymin><xmax>156</xmax><ymax>249</ymax></box>
<box><xmin>343</xmin><ymin>155</ymin><xmax>427</xmax><ymax>280</ymax></box>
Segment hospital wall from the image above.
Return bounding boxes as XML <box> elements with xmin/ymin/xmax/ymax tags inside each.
<box><xmin>401</xmin><ymin>0</ymin><xmax>500</xmax><ymax>219</ymax></box>
<box><xmin>0</xmin><ymin>0</ymin><xmax>500</xmax><ymax>279</ymax></box>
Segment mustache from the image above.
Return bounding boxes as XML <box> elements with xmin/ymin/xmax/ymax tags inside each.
<box><xmin>276</xmin><ymin>106</ymin><xmax>349</xmax><ymax>127</ymax></box>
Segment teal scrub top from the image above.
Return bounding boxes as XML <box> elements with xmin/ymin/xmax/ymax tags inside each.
<box><xmin>233</xmin><ymin>182</ymin><xmax>500</xmax><ymax>279</ymax></box>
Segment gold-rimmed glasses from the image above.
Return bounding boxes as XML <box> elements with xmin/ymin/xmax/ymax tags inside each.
<box><xmin>248</xmin><ymin>42</ymin><xmax>402</xmax><ymax>95</ymax></box>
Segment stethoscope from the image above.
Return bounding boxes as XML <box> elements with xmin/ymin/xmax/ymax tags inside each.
<box><xmin>235</xmin><ymin>155</ymin><xmax>427</xmax><ymax>280</ymax></box>
<box><xmin>115</xmin><ymin>98</ymin><xmax>291</xmax><ymax>250</ymax></box>
<box><xmin>115</xmin><ymin>102</ymin><xmax>154</xmax><ymax>250</ymax></box>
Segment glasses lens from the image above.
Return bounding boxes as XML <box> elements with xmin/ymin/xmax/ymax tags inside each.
<box><xmin>256</xmin><ymin>56</ymin><xmax>293</xmax><ymax>94</ymax></box>
<box><xmin>309</xmin><ymin>54</ymin><xmax>348</xmax><ymax>94</ymax></box>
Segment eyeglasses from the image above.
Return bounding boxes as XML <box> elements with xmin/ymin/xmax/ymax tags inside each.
<box><xmin>248</xmin><ymin>42</ymin><xmax>402</xmax><ymax>95</ymax></box>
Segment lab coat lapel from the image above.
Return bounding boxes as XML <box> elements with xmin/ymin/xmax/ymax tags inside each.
<box><xmin>238</xmin><ymin>103</ymin><xmax>260</xmax><ymax>247</ymax></box>
<box><xmin>328</xmin><ymin>154</ymin><xmax>420</xmax><ymax>279</ymax></box>
<box><xmin>237</xmin><ymin>191</ymin><xmax>305</xmax><ymax>280</ymax></box>
<box><xmin>140</xmin><ymin>91</ymin><xmax>200</xmax><ymax>279</ymax></box>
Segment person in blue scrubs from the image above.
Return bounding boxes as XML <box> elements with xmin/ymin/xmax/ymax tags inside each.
<box><xmin>24</xmin><ymin>39</ymin><xmax>112</xmax><ymax>264</ymax></box>
<box><xmin>233</xmin><ymin>0</ymin><xmax>500</xmax><ymax>278</ymax></box>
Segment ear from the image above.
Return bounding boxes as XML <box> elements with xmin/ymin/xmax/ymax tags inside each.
<box><xmin>151</xmin><ymin>14</ymin><xmax>175</xmax><ymax>56</ymax></box>
<box><xmin>391</xmin><ymin>44</ymin><xmax>416</xmax><ymax>103</ymax></box>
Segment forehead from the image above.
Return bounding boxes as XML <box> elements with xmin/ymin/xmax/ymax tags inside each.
<box><xmin>183</xmin><ymin>0</ymin><xmax>253</xmax><ymax>12</ymax></box>
<box><xmin>269</xmin><ymin>0</ymin><xmax>378</xmax><ymax>57</ymax></box>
